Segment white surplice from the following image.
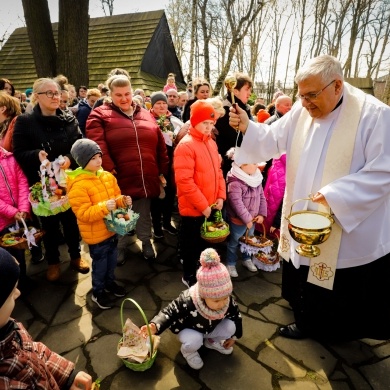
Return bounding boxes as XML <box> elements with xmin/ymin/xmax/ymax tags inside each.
<box><xmin>241</xmin><ymin>83</ymin><xmax>390</xmax><ymax>269</ymax></box>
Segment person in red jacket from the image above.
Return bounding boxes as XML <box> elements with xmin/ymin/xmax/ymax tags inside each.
<box><xmin>86</xmin><ymin>75</ymin><xmax>169</xmax><ymax>262</ymax></box>
<box><xmin>174</xmin><ymin>100</ymin><xmax>226</xmax><ymax>287</ymax></box>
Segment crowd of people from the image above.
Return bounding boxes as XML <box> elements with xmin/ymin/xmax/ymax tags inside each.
<box><xmin>1</xmin><ymin>54</ymin><xmax>389</xmax><ymax>385</ymax></box>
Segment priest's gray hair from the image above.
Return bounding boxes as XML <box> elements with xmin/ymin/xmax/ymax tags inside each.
<box><xmin>295</xmin><ymin>55</ymin><xmax>343</xmax><ymax>84</ymax></box>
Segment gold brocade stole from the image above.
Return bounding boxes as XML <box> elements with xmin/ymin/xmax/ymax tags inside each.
<box><xmin>279</xmin><ymin>83</ymin><xmax>365</xmax><ymax>290</ymax></box>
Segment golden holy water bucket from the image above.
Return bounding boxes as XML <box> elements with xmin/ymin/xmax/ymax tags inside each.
<box><xmin>286</xmin><ymin>198</ymin><xmax>334</xmax><ymax>258</ymax></box>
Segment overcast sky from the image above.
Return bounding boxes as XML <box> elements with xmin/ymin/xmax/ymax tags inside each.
<box><xmin>0</xmin><ymin>0</ymin><xmax>170</xmax><ymax>44</ymax></box>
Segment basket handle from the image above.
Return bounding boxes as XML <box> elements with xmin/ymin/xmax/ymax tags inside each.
<box><xmin>120</xmin><ymin>298</ymin><xmax>154</xmax><ymax>356</ymax></box>
<box><xmin>244</xmin><ymin>221</ymin><xmax>266</xmax><ymax>243</ymax></box>
<box><xmin>202</xmin><ymin>203</ymin><xmax>218</xmax><ymax>232</ymax></box>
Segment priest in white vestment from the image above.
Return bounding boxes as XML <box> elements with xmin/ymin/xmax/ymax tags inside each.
<box><xmin>229</xmin><ymin>55</ymin><xmax>390</xmax><ymax>341</ymax></box>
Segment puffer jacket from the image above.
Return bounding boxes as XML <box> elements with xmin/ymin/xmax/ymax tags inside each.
<box><xmin>13</xmin><ymin>104</ymin><xmax>82</xmax><ymax>186</ymax></box>
<box><xmin>151</xmin><ymin>289</ymin><xmax>242</xmax><ymax>338</ymax></box>
<box><xmin>225</xmin><ymin>172</ymin><xmax>267</xmax><ymax>225</ymax></box>
<box><xmin>174</xmin><ymin>125</ymin><xmax>226</xmax><ymax>217</ymax></box>
<box><xmin>86</xmin><ymin>102</ymin><xmax>169</xmax><ymax>200</ymax></box>
<box><xmin>263</xmin><ymin>154</ymin><xmax>286</xmax><ymax>232</ymax></box>
<box><xmin>0</xmin><ymin>148</ymin><xmax>30</xmax><ymax>231</ymax></box>
<box><xmin>0</xmin><ymin>320</ymin><xmax>75</xmax><ymax>390</ymax></box>
<box><xmin>66</xmin><ymin>167</ymin><xmax>126</xmax><ymax>245</ymax></box>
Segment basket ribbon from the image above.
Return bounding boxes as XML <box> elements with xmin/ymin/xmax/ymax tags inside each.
<box><xmin>21</xmin><ymin>218</ymin><xmax>38</xmax><ymax>249</ymax></box>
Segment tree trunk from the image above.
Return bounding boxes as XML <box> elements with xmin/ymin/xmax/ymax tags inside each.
<box><xmin>188</xmin><ymin>0</ymin><xmax>198</xmax><ymax>82</ymax></box>
<box><xmin>57</xmin><ymin>0</ymin><xmax>90</xmax><ymax>87</ymax></box>
<box><xmin>22</xmin><ymin>0</ymin><xmax>57</xmax><ymax>77</ymax></box>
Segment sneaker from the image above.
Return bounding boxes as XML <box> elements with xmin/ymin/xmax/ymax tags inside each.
<box><xmin>92</xmin><ymin>291</ymin><xmax>113</xmax><ymax>310</ymax></box>
<box><xmin>153</xmin><ymin>228</ymin><xmax>164</xmax><ymax>239</ymax></box>
<box><xmin>70</xmin><ymin>257</ymin><xmax>90</xmax><ymax>274</ymax></box>
<box><xmin>105</xmin><ymin>282</ymin><xmax>126</xmax><ymax>297</ymax></box>
<box><xmin>162</xmin><ymin>224</ymin><xmax>178</xmax><ymax>235</ymax></box>
<box><xmin>204</xmin><ymin>338</ymin><xmax>233</xmax><ymax>355</ymax></box>
<box><xmin>182</xmin><ymin>276</ymin><xmax>196</xmax><ymax>288</ymax></box>
<box><xmin>242</xmin><ymin>259</ymin><xmax>257</xmax><ymax>272</ymax></box>
<box><xmin>180</xmin><ymin>346</ymin><xmax>204</xmax><ymax>370</ymax></box>
<box><xmin>227</xmin><ymin>265</ymin><xmax>238</xmax><ymax>278</ymax></box>
<box><xmin>46</xmin><ymin>264</ymin><xmax>61</xmax><ymax>282</ymax></box>
<box><xmin>142</xmin><ymin>241</ymin><xmax>156</xmax><ymax>260</ymax></box>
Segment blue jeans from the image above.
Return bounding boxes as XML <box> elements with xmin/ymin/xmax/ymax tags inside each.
<box><xmin>89</xmin><ymin>235</ymin><xmax>118</xmax><ymax>295</ymax></box>
<box><xmin>226</xmin><ymin>222</ymin><xmax>254</xmax><ymax>266</ymax></box>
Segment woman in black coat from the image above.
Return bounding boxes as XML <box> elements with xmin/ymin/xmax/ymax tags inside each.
<box><xmin>13</xmin><ymin>77</ymin><xmax>89</xmax><ymax>282</ymax></box>
<box><xmin>181</xmin><ymin>78</ymin><xmax>211</xmax><ymax>122</ymax></box>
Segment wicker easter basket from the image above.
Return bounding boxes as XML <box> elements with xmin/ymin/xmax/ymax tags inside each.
<box><xmin>0</xmin><ymin>218</ymin><xmax>44</xmax><ymax>250</ymax></box>
<box><xmin>29</xmin><ymin>192</ymin><xmax>70</xmax><ymax>217</ymax></box>
<box><xmin>200</xmin><ymin>209</ymin><xmax>230</xmax><ymax>244</ymax></box>
<box><xmin>104</xmin><ymin>207</ymin><xmax>139</xmax><ymax>236</ymax></box>
<box><xmin>239</xmin><ymin>223</ymin><xmax>273</xmax><ymax>256</ymax></box>
<box><xmin>118</xmin><ymin>298</ymin><xmax>158</xmax><ymax>371</ymax></box>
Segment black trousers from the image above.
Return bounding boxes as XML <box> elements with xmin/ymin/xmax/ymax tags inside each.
<box><xmin>40</xmin><ymin>208</ymin><xmax>80</xmax><ymax>265</ymax></box>
<box><xmin>150</xmin><ymin>181</ymin><xmax>175</xmax><ymax>230</ymax></box>
<box><xmin>282</xmin><ymin>253</ymin><xmax>390</xmax><ymax>342</ymax></box>
<box><xmin>179</xmin><ymin>215</ymin><xmax>208</xmax><ymax>280</ymax></box>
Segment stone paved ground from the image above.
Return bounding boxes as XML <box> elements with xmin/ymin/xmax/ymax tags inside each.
<box><xmin>14</xmin><ymin>223</ymin><xmax>390</xmax><ymax>389</ymax></box>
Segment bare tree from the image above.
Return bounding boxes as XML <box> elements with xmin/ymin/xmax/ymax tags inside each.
<box><xmin>57</xmin><ymin>0</ymin><xmax>89</xmax><ymax>87</ymax></box>
<box><xmin>22</xmin><ymin>0</ymin><xmax>57</xmax><ymax>77</ymax></box>
<box><xmin>22</xmin><ymin>0</ymin><xmax>89</xmax><ymax>85</ymax></box>
<box><xmin>100</xmin><ymin>0</ymin><xmax>114</xmax><ymax>16</ymax></box>
<box><xmin>213</xmin><ymin>0</ymin><xmax>264</xmax><ymax>95</ymax></box>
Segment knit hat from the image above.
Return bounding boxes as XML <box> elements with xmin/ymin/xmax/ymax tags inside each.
<box><xmin>196</xmin><ymin>248</ymin><xmax>232</xmax><ymax>299</ymax></box>
<box><xmin>190</xmin><ymin>100</ymin><xmax>215</xmax><ymax>128</ymax></box>
<box><xmin>25</xmin><ymin>88</ymin><xmax>33</xmax><ymax>96</ymax></box>
<box><xmin>257</xmin><ymin>109</ymin><xmax>271</xmax><ymax>123</ymax></box>
<box><xmin>0</xmin><ymin>248</ymin><xmax>20</xmax><ymax>309</ymax></box>
<box><xmin>71</xmin><ymin>139</ymin><xmax>102</xmax><ymax>169</ymax></box>
<box><xmin>151</xmin><ymin>91</ymin><xmax>167</xmax><ymax>107</ymax></box>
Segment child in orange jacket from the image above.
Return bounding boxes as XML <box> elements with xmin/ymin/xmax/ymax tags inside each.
<box><xmin>174</xmin><ymin>100</ymin><xmax>226</xmax><ymax>288</ymax></box>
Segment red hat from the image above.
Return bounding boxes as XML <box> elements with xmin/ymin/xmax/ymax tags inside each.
<box><xmin>190</xmin><ymin>100</ymin><xmax>215</xmax><ymax>128</ymax></box>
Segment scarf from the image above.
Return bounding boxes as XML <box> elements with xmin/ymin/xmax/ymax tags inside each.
<box><xmin>279</xmin><ymin>82</ymin><xmax>365</xmax><ymax>290</ymax></box>
<box><xmin>231</xmin><ymin>162</ymin><xmax>263</xmax><ymax>188</ymax></box>
<box><xmin>190</xmin><ymin>285</ymin><xmax>229</xmax><ymax>321</ymax></box>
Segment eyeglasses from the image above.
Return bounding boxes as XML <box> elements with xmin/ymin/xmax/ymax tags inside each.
<box><xmin>37</xmin><ymin>91</ymin><xmax>60</xmax><ymax>98</ymax></box>
<box><xmin>296</xmin><ymin>80</ymin><xmax>335</xmax><ymax>102</ymax></box>
<box><xmin>167</xmin><ymin>95</ymin><xmax>178</xmax><ymax>98</ymax></box>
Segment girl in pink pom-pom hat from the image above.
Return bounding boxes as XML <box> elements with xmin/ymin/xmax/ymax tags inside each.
<box><xmin>141</xmin><ymin>248</ymin><xmax>242</xmax><ymax>370</ymax></box>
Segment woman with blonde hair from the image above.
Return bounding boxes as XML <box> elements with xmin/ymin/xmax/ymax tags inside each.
<box><xmin>13</xmin><ymin>77</ymin><xmax>89</xmax><ymax>282</ymax></box>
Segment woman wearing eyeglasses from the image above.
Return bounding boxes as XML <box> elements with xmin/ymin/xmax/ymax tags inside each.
<box><xmin>12</xmin><ymin>78</ymin><xmax>89</xmax><ymax>282</ymax></box>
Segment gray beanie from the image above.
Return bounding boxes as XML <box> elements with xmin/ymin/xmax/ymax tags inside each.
<box><xmin>151</xmin><ymin>91</ymin><xmax>167</xmax><ymax>107</ymax></box>
<box><xmin>71</xmin><ymin>139</ymin><xmax>102</xmax><ymax>169</ymax></box>
<box><xmin>0</xmin><ymin>248</ymin><xmax>20</xmax><ymax>308</ymax></box>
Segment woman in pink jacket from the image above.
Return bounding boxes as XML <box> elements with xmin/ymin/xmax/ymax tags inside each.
<box><xmin>0</xmin><ymin>147</ymin><xmax>31</xmax><ymax>290</ymax></box>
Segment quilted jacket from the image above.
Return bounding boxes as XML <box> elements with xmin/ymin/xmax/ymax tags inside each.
<box><xmin>0</xmin><ymin>148</ymin><xmax>30</xmax><ymax>231</ymax></box>
<box><xmin>225</xmin><ymin>173</ymin><xmax>267</xmax><ymax>225</ymax></box>
<box><xmin>263</xmin><ymin>154</ymin><xmax>286</xmax><ymax>232</ymax></box>
<box><xmin>86</xmin><ymin>102</ymin><xmax>169</xmax><ymax>200</ymax></box>
<box><xmin>151</xmin><ymin>289</ymin><xmax>242</xmax><ymax>338</ymax></box>
<box><xmin>174</xmin><ymin>125</ymin><xmax>226</xmax><ymax>217</ymax></box>
<box><xmin>0</xmin><ymin>320</ymin><xmax>75</xmax><ymax>390</ymax></box>
<box><xmin>66</xmin><ymin>167</ymin><xmax>126</xmax><ymax>244</ymax></box>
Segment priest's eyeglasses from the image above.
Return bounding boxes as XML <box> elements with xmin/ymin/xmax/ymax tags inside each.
<box><xmin>296</xmin><ymin>80</ymin><xmax>335</xmax><ymax>102</ymax></box>
<box><xmin>37</xmin><ymin>91</ymin><xmax>61</xmax><ymax>98</ymax></box>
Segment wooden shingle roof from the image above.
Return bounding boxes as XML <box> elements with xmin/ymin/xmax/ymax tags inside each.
<box><xmin>0</xmin><ymin>10</ymin><xmax>185</xmax><ymax>95</ymax></box>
